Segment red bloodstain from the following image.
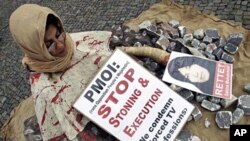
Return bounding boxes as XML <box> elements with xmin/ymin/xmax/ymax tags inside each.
<box><xmin>94</xmin><ymin>56</ymin><xmax>101</xmax><ymax>65</ymax></box>
<box><xmin>41</xmin><ymin>101</ymin><xmax>47</xmax><ymax>126</ymax></box>
<box><xmin>53</xmin><ymin>121</ymin><xmax>59</xmax><ymax>126</ymax></box>
<box><xmin>78</xmin><ymin>130</ymin><xmax>95</xmax><ymax>141</ymax></box>
<box><xmin>30</xmin><ymin>73</ymin><xmax>41</xmax><ymax>84</ymax></box>
<box><xmin>48</xmin><ymin>133</ymin><xmax>67</xmax><ymax>141</ymax></box>
<box><xmin>67</xmin><ymin>107</ymin><xmax>74</xmax><ymax>114</ymax></box>
<box><xmin>76</xmin><ymin>113</ymin><xmax>83</xmax><ymax>123</ymax></box>
<box><xmin>76</xmin><ymin>41</ymin><xmax>80</xmax><ymax>47</ymax></box>
<box><xmin>88</xmin><ymin>40</ymin><xmax>104</xmax><ymax>46</ymax></box>
<box><xmin>60</xmin><ymin>52</ymin><xmax>89</xmax><ymax>80</ymax></box>
<box><xmin>51</xmin><ymin>85</ymin><xmax>71</xmax><ymax>104</ymax></box>
<box><xmin>71</xmin><ymin>123</ymin><xmax>80</xmax><ymax>132</ymax></box>
<box><xmin>35</xmin><ymin>85</ymin><xmax>55</xmax><ymax>104</ymax></box>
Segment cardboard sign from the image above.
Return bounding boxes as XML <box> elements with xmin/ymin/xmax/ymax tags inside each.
<box><xmin>162</xmin><ymin>51</ymin><xmax>233</xmax><ymax>99</ymax></box>
<box><xmin>74</xmin><ymin>49</ymin><xmax>194</xmax><ymax>141</ymax></box>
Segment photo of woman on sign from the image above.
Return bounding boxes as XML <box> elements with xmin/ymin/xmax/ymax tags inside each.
<box><xmin>167</xmin><ymin>56</ymin><xmax>216</xmax><ymax>95</ymax></box>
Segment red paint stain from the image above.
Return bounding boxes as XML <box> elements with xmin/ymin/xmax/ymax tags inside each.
<box><xmin>48</xmin><ymin>133</ymin><xmax>66</xmax><ymax>141</ymax></box>
<box><xmin>41</xmin><ymin>101</ymin><xmax>47</xmax><ymax>126</ymax></box>
<box><xmin>88</xmin><ymin>40</ymin><xmax>104</xmax><ymax>46</ymax></box>
<box><xmin>78</xmin><ymin>130</ymin><xmax>95</xmax><ymax>141</ymax></box>
<box><xmin>30</xmin><ymin>73</ymin><xmax>41</xmax><ymax>84</ymax></box>
<box><xmin>94</xmin><ymin>56</ymin><xmax>101</xmax><ymax>65</ymax></box>
<box><xmin>53</xmin><ymin>121</ymin><xmax>59</xmax><ymax>126</ymax></box>
<box><xmin>51</xmin><ymin>85</ymin><xmax>71</xmax><ymax>104</ymax></box>
<box><xmin>67</xmin><ymin>107</ymin><xmax>74</xmax><ymax>114</ymax></box>
<box><xmin>60</xmin><ymin>52</ymin><xmax>89</xmax><ymax>80</ymax></box>
<box><xmin>76</xmin><ymin>113</ymin><xmax>83</xmax><ymax>123</ymax></box>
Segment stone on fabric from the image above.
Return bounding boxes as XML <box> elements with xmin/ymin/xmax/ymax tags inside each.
<box><xmin>156</xmin><ymin>36</ymin><xmax>170</xmax><ymax>50</ymax></box>
<box><xmin>159</xmin><ymin>24</ymin><xmax>179</xmax><ymax>39</ymax></box>
<box><xmin>183</xmin><ymin>33</ymin><xmax>193</xmax><ymax>44</ymax></box>
<box><xmin>221</xmin><ymin>52</ymin><xmax>234</xmax><ymax>63</ymax></box>
<box><xmin>220</xmin><ymin>94</ymin><xmax>238</xmax><ymax>108</ymax></box>
<box><xmin>223</xmin><ymin>43</ymin><xmax>239</xmax><ymax>54</ymax></box>
<box><xmin>191</xmin><ymin>136</ymin><xmax>201</xmax><ymax>141</ymax></box>
<box><xmin>133</xmin><ymin>42</ymin><xmax>142</xmax><ymax>47</ymax></box>
<box><xmin>218</xmin><ymin>36</ymin><xmax>226</xmax><ymax>47</ymax></box>
<box><xmin>226</xmin><ymin>33</ymin><xmax>244</xmax><ymax>46</ymax></box>
<box><xmin>169</xmin><ymin>19</ymin><xmax>180</xmax><ymax>28</ymax></box>
<box><xmin>212</xmin><ymin>47</ymin><xmax>224</xmax><ymax>60</ymax></box>
<box><xmin>167</xmin><ymin>42</ymin><xmax>176</xmax><ymax>53</ymax></box>
<box><xmin>195</xmin><ymin>93</ymin><xmax>207</xmax><ymax>103</ymax></box>
<box><xmin>178</xmin><ymin>26</ymin><xmax>187</xmax><ymax>38</ymax></box>
<box><xmin>191</xmin><ymin>38</ymin><xmax>200</xmax><ymax>48</ymax></box>
<box><xmin>205</xmin><ymin>43</ymin><xmax>217</xmax><ymax>54</ymax></box>
<box><xmin>203</xmin><ymin>51</ymin><xmax>216</xmax><ymax>60</ymax></box>
<box><xmin>175</xmin><ymin>130</ymin><xmax>193</xmax><ymax>141</ymax></box>
<box><xmin>203</xmin><ymin>36</ymin><xmax>213</xmax><ymax>44</ymax></box>
<box><xmin>243</xmin><ymin>83</ymin><xmax>250</xmax><ymax>94</ymax></box>
<box><xmin>237</xmin><ymin>95</ymin><xmax>250</xmax><ymax>115</ymax></box>
<box><xmin>201</xmin><ymin>99</ymin><xmax>221</xmax><ymax>112</ymax></box>
<box><xmin>194</xmin><ymin>29</ymin><xmax>205</xmax><ymax>40</ymax></box>
<box><xmin>179</xmin><ymin>89</ymin><xmax>194</xmax><ymax>101</ymax></box>
<box><xmin>192</xmin><ymin>106</ymin><xmax>202</xmax><ymax>121</ymax></box>
<box><xmin>187</xmin><ymin>115</ymin><xmax>193</xmax><ymax>121</ymax></box>
<box><xmin>204</xmin><ymin>118</ymin><xmax>211</xmax><ymax>128</ymax></box>
<box><xmin>232</xmin><ymin>108</ymin><xmax>244</xmax><ymax>124</ymax></box>
<box><xmin>198</xmin><ymin>43</ymin><xmax>207</xmax><ymax>50</ymax></box>
<box><xmin>215</xmin><ymin>111</ymin><xmax>232</xmax><ymax>129</ymax></box>
<box><xmin>205</xmin><ymin>28</ymin><xmax>220</xmax><ymax>41</ymax></box>
<box><xmin>138</xmin><ymin>20</ymin><xmax>152</xmax><ymax>30</ymax></box>
<box><xmin>169</xmin><ymin>84</ymin><xmax>183</xmax><ymax>92</ymax></box>
<box><xmin>208</xmin><ymin>96</ymin><xmax>221</xmax><ymax>104</ymax></box>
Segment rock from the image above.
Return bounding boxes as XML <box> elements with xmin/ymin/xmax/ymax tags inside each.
<box><xmin>203</xmin><ymin>36</ymin><xmax>213</xmax><ymax>44</ymax></box>
<box><xmin>191</xmin><ymin>38</ymin><xmax>200</xmax><ymax>48</ymax></box>
<box><xmin>208</xmin><ymin>96</ymin><xmax>221</xmax><ymax>104</ymax></box>
<box><xmin>220</xmin><ymin>94</ymin><xmax>238</xmax><ymax>108</ymax></box>
<box><xmin>187</xmin><ymin>115</ymin><xmax>193</xmax><ymax>122</ymax></box>
<box><xmin>194</xmin><ymin>29</ymin><xmax>205</xmax><ymax>40</ymax></box>
<box><xmin>138</xmin><ymin>20</ymin><xmax>152</xmax><ymax>30</ymax></box>
<box><xmin>232</xmin><ymin>108</ymin><xmax>244</xmax><ymax>124</ymax></box>
<box><xmin>195</xmin><ymin>93</ymin><xmax>207</xmax><ymax>103</ymax></box>
<box><xmin>198</xmin><ymin>43</ymin><xmax>207</xmax><ymax>50</ymax></box>
<box><xmin>226</xmin><ymin>33</ymin><xmax>244</xmax><ymax>46</ymax></box>
<box><xmin>237</xmin><ymin>95</ymin><xmax>250</xmax><ymax>115</ymax></box>
<box><xmin>205</xmin><ymin>28</ymin><xmax>220</xmax><ymax>41</ymax></box>
<box><xmin>192</xmin><ymin>106</ymin><xmax>202</xmax><ymax>121</ymax></box>
<box><xmin>215</xmin><ymin>111</ymin><xmax>232</xmax><ymax>129</ymax></box>
<box><xmin>155</xmin><ymin>36</ymin><xmax>170</xmax><ymax>50</ymax></box>
<box><xmin>191</xmin><ymin>136</ymin><xmax>201</xmax><ymax>141</ymax></box>
<box><xmin>212</xmin><ymin>47</ymin><xmax>224</xmax><ymax>60</ymax></box>
<box><xmin>178</xmin><ymin>26</ymin><xmax>187</xmax><ymax>38</ymax></box>
<box><xmin>169</xmin><ymin>84</ymin><xmax>183</xmax><ymax>92</ymax></box>
<box><xmin>201</xmin><ymin>99</ymin><xmax>221</xmax><ymax>112</ymax></box>
<box><xmin>223</xmin><ymin>43</ymin><xmax>239</xmax><ymax>54</ymax></box>
<box><xmin>178</xmin><ymin>89</ymin><xmax>194</xmax><ymax>101</ymax></box>
<box><xmin>169</xmin><ymin>19</ymin><xmax>180</xmax><ymax>28</ymax></box>
<box><xmin>175</xmin><ymin>130</ymin><xmax>192</xmax><ymax>141</ymax></box>
<box><xmin>220</xmin><ymin>52</ymin><xmax>234</xmax><ymax>63</ymax></box>
<box><xmin>183</xmin><ymin>33</ymin><xmax>193</xmax><ymax>44</ymax></box>
<box><xmin>203</xmin><ymin>51</ymin><xmax>216</xmax><ymax>60</ymax></box>
<box><xmin>243</xmin><ymin>83</ymin><xmax>250</xmax><ymax>94</ymax></box>
<box><xmin>205</xmin><ymin>118</ymin><xmax>211</xmax><ymax>128</ymax></box>
<box><xmin>133</xmin><ymin>42</ymin><xmax>142</xmax><ymax>47</ymax></box>
<box><xmin>205</xmin><ymin>43</ymin><xmax>217</xmax><ymax>54</ymax></box>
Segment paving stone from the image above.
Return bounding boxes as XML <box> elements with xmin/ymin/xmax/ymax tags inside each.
<box><xmin>237</xmin><ymin>95</ymin><xmax>250</xmax><ymax>115</ymax></box>
<box><xmin>232</xmin><ymin>108</ymin><xmax>244</xmax><ymax>124</ymax></box>
<box><xmin>220</xmin><ymin>94</ymin><xmax>238</xmax><ymax>108</ymax></box>
<box><xmin>192</xmin><ymin>106</ymin><xmax>202</xmax><ymax>121</ymax></box>
<box><xmin>175</xmin><ymin>130</ymin><xmax>193</xmax><ymax>141</ymax></box>
<box><xmin>243</xmin><ymin>83</ymin><xmax>250</xmax><ymax>94</ymax></box>
<box><xmin>215</xmin><ymin>111</ymin><xmax>232</xmax><ymax>129</ymax></box>
<box><xmin>201</xmin><ymin>99</ymin><xmax>221</xmax><ymax>111</ymax></box>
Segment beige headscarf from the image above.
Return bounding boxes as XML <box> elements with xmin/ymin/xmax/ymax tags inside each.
<box><xmin>9</xmin><ymin>4</ymin><xmax>75</xmax><ymax>73</ymax></box>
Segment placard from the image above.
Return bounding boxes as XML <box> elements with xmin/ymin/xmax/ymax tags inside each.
<box><xmin>74</xmin><ymin>49</ymin><xmax>194</xmax><ymax>141</ymax></box>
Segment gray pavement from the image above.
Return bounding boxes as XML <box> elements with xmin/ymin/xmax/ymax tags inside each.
<box><xmin>1</xmin><ymin>0</ymin><xmax>250</xmax><ymax>140</ymax></box>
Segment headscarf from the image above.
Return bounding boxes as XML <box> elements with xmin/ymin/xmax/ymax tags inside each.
<box><xmin>9</xmin><ymin>4</ymin><xmax>75</xmax><ymax>73</ymax></box>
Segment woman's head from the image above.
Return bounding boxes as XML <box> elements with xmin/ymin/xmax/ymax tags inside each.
<box><xmin>9</xmin><ymin>4</ymin><xmax>74</xmax><ymax>73</ymax></box>
<box><xmin>168</xmin><ymin>56</ymin><xmax>210</xmax><ymax>83</ymax></box>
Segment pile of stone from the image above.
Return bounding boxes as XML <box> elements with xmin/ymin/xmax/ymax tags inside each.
<box><xmin>109</xmin><ymin>20</ymin><xmax>249</xmax><ymax>139</ymax></box>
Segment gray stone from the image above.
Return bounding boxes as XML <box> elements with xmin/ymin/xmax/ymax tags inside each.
<box><xmin>169</xmin><ymin>84</ymin><xmax>183</xmax><ymax>92</ymax></box>
<box><xmin>203</xmin><ymin>51</ymin><xmax>216</xmax><ymax>60</ymax></box>
<box><xmin>201</xmin><ymin>99</ymin><xmax>221</xmax><ymax>111</ymax></box>
<box><xmin>212</xmin><ymin>47</ymin><xmax>224</xmax><ymax>60</ymax></box>
<box><xmin>138</xmin><ymin>20</ymin><xmax>152</xmax><ymax>30</ymax></box>
<box><xmin>205</xmin><ymin>28</ymin><xmax>220</xmax><ymax>41</ymax></box>
<box><xmin>208</xmin><ymin>96</ymin><xmax>221</xmax><ymax>104</ymax></box>
<box><xmin>205</xmin><ymin>118</ymin><xmax>211</xmax><ymax>128</ymax></box>
<box><xmin>155</xmin><ymin>36</ymin><xmax>170</xmax><ymax>50</ymax></box>
<box><xmin>175</xmin><ymin>130</ymin><xmax>193</xmax><ymax>141</ymax></box>
<box><xmin>232</xmin><ymin>108</ymin><xmax>244</xmax><ymax>124</ymax></box>
<box><xmin>195</xmin><ymin>93</ymin><xmax>207</xmax><ymax>103</ymax></box>
<box><xmin>192</xmin><ymin>106</ymin><xmax>202</xmax><ymax>121</ymax></box>
<box><xmin>178</xmin><ymin>25</ymin><xmax>187</xmax><ymax>38</ymax></box>
<box><xmin>194</xmin><ymin>29</ymin><xmax>205</xmax><ymax>40</ymax></box>
<box><xmin>221</xmin><ymin>52</ymin><xmax>234</xmax><ymax>63</ymax></box>
<box><xmin>243</xmin><ymin>83</ymin><xmax>250</xmax><ymax>94</ymax></box>
<box><xmin>183</xmin><ymin>33</ymin><xmax>194</xmax><ymax>44</ymax></box>
<box><xmin>169</xmin><ymin>19</ymin><xmax>180</xmax><ymax>28</ymax></box>
<box><xmin>191</xmin><ymin>38</ymin><xmax>200</xmax><ymax>48</ymax></box>
<box><xmin>220</xmin><ymin>94</ymin><xmax>238</xmax><ymax>108</ymax></box>
<box><xmin>191</xmin><ymin>136</ymin><xmax>201</xmax><ymax>141</ymax></box>
<box><xmin>223</xmin><ymin>43</ymin><xmax>239</xmax><ymax>54</ymax></box>
<box><xmin>226</xmin><ymin>33</ymin><xmax>244</xmax><ymax>46</ymax></box>
<box><xmin>205</xmin><ymin>43</ymin><xmax>217</xmax><ymax>54</ymax></box>
<box><xmin>215</xmin><ymin>111</ymin><xmax>232</xmax><ymax>129</ymax></box>
<box><xmin>203</xmin><ymin>36</ymin><xmax>213</xmax><ymax>44</ymax></box>
<box><xmin>237</xmin><ymin>95</ymin><xmax>250</xmax><ymax>115</ymax></box>
<box><xmin>178</xmin><ymin>89</ymin><xmax>194</xmax><ymax>101</ymax></box>
<box><xmin>198</xmin><ymin>43</ymin><xmax>207</xmax><ymax>50</ymax></box>
<box><xmin>167</xmin><ymin>42</ymin><xmax>177</xmax><ymax>53</ymax></box>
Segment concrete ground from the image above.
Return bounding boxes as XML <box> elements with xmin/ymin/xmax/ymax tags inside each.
<box><xmin>0</xmin><ymin>0</ymin><xmax>250</xmax><ymax>140</ymax></box>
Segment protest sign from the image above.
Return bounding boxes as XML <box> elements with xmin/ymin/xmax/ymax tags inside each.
<box><xmin>74</xmin><ymin>49</ymin><xmax>194</xmax><ymax>141</ymax></box>
<box><xmin>162</xmin><ymin>51</ymin><xmax>233</xmax><ymax>99</ymax></box>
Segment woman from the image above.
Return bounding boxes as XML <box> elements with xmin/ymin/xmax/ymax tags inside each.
<box><xmin>9</xmin><ymin>4</ymin><xmax>116</xmax><ymax>141</ymax></box>
<box><xmin>167</xmin><ymin>55</ymin><xmax>216</xmax><ymax>95</ymax></box>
